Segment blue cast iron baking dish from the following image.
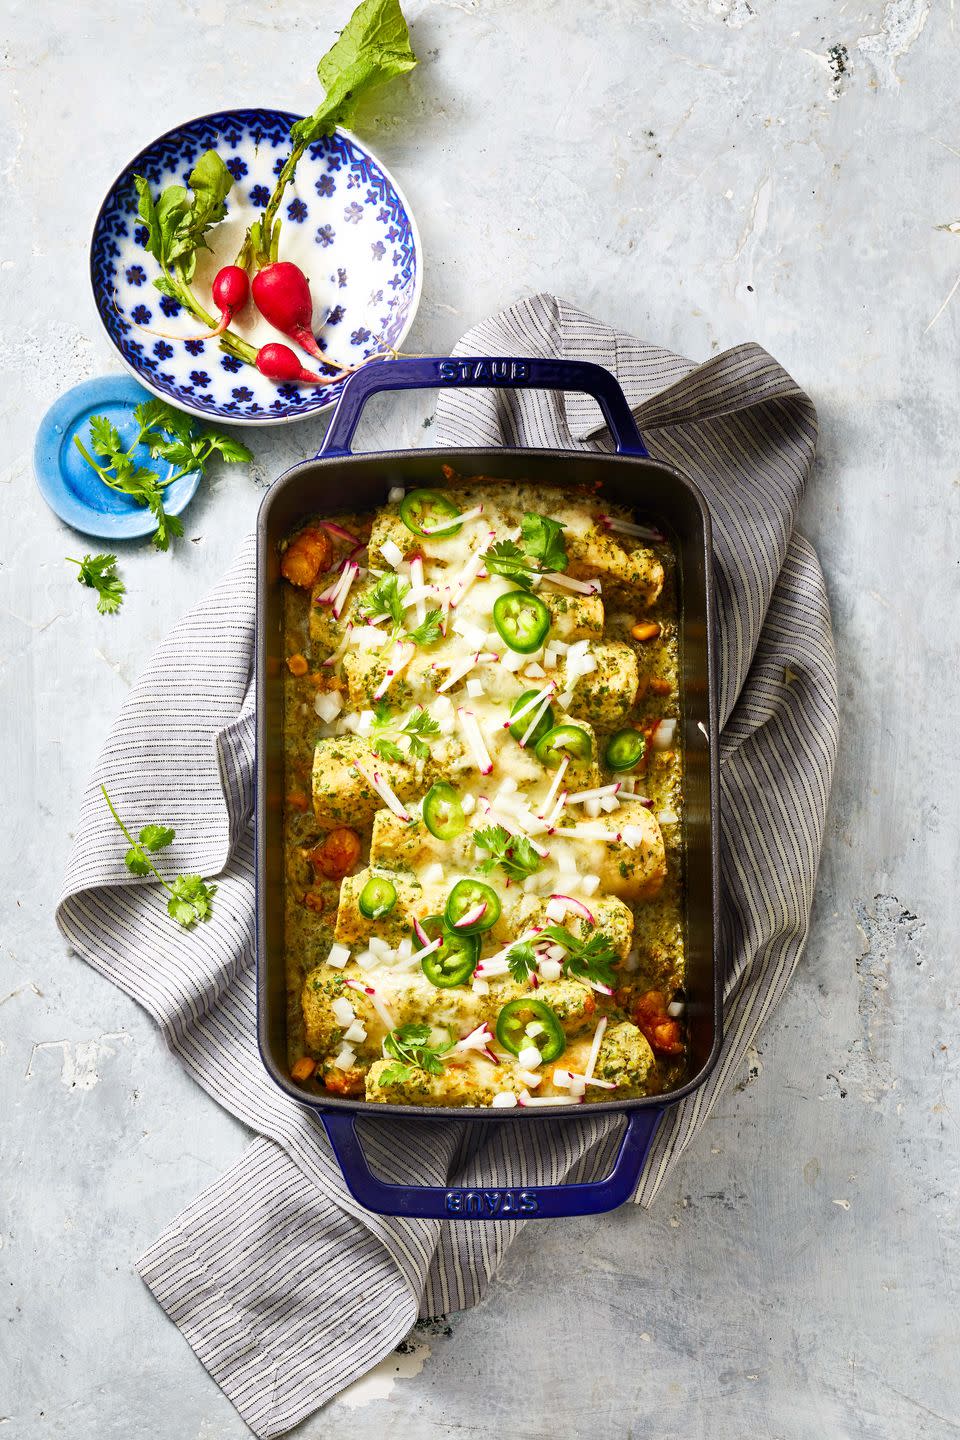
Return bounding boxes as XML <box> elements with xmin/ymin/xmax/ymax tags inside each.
<box><xmin>256</xmin><ymin>356</ymin><xmax>722</xmax><ymax>1219</ymax></box>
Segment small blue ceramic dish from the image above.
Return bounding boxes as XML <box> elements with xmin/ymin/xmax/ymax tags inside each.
<box><xmin>34</xmin><ymin>376</ymin><xmax>200</xmax><ymax>540</ymax></box>
<box><xmin>89</xmin><ymin>108</ymin><xmax>422</xmax><ymax>427</ymax></box>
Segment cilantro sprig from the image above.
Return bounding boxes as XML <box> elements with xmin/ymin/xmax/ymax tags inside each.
<box><xmin>67</xmin><ymin>554</ymin><xmax>125</xmax><ymax>615</ymax></box>
<box><xmin>474</xmin><ymin>823</ymin><xmax>542</xmax><ymax>882</ymax></box>
<box><xmin>358</xmin><ymin>572</ymin><xmax>443</xmax><ymax>647</ymax></box>
<box><xmin>377</xmin><ymin>1021</ymin><xmax>453</xmax><ymax>1086</ymax></box>
<box><xmin>370</xmin><ymin>703</ymin><xmax>440</xmax><ymax>761</ymax></box>
<box><xmin>506</xmin><ymin>940</ymin><xmax>538</xmax><ymax>985</ymax></box>
<box><xmin>486</xmin><ymin>512</ymin><xmax>569</xmax><ymax>591</ymax></box>
<box><xmin>73</xmin><ymin>400</ymin><xmax>251</xmax><ymax>551</ymax></box>
<box><xmin>542</xmin><ymin>924</ymin><xmax>619</xmax><ymax>988</ymax></box>
<box><xmin>101</xmin><ymin>784</ymin><xmax>216</xmax><ymax>929</ymax></box>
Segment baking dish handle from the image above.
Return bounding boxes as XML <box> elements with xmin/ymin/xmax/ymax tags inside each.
<box><xmin>319</xmin><ymin>355</ymin><xmax>649</xmax><ymax>459</ymax></box>
<box><xmin>321</xmin><ymin>1106</ymin><xmax>663</xmax><ymax>1220</ymax></box>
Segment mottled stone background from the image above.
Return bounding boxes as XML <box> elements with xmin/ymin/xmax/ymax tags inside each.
<box><xmin>2</xmin><ymin>0</ymin><xmax>958</xmax><ymax>1435</ymax></box>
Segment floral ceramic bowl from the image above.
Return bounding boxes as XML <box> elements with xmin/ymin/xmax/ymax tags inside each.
<box><xmin>90</xmin><ymin>108</ymin><xmax>422</xmax><ymax>426</ymax></box>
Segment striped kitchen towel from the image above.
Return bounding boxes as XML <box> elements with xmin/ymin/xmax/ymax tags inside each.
<box><xmin>56</xmin><ymin>293</ymin><xmax>838</xmax><ymax>1437</ymax></box>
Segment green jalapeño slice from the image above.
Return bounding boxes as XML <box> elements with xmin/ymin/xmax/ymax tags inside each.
<box><xmin>444</xmin><ymin>879</ymin><xmax>501</xmax><ymax>934</ymax></box>
<box><xmin>418</xmin><ymin>914</ymin><xmax>480</xmax><ymax>988</ymax></box>
<box><xmin>604</xmin><ymin>728</ymin><xmax>646</xmax><ymax>772</ymax></box>
<box><xmin>422</xmin><ymin>781</ymin><xmax>466</xmax><ymax>841</ymax></box>
<box><xmin>399</xmin><ymin>489</ymin><xmax>463</xmax><ymax>538</ymax></box>
<box><xmin>358</xmin><ymin>876</ymin><xmax>398</xmax><ymax>920</ymax></box>
<box><xmin>495</xmin><ymin>998</ymin><xmax>566</xmax><ymax>1063</ymax></box>
<box><xmin>535</xmin><ymin>723</ymin><xmax>593</xmax><ymax>768</ymax></box>
<box><xmin>508</xmin><ymin>690</ymin><xmax>555</xmax><ymax>748</ymax></box>
<box><xmin>492</xmin><ymin>590</ymin><xmax>551</xmax><ymax>654</ymax></box>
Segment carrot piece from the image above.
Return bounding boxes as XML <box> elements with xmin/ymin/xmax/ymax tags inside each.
<box><xmin>291</xmin><ymin>1057</ymin><xmax>317</xmax><ymax>1082</ymax></box>
<box><xmin>286</xmin><ymin>653</ymin><xmax>309</xmax><ymax>676</ymax></box>
<box><xmin>631</xmin><ymin>621</ymin><xmax>661</xmax><ymax>642</ymax></box>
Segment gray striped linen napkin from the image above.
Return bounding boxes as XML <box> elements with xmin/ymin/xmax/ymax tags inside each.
<box><xmin>56</xmin><ymin>292</ymin><xmax>838</xmax><ymax>1437</ymax></box>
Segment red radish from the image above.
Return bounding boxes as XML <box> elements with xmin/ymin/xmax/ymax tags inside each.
<box><xmin>209</xmin><ymin>265</ymin><xmax>250</xmax><ymax>330</ymax></box>
<box><xmin>255</xmin><ymin>342</ymin><xmax>354</xmax><ymax>385</ymax></box>
<box><xmin>252</xmin><ymin>262</ymin><xmax>327</xmax><ymax>360</ymax></box>
<box><xmin>121</xmin><ymin>264</ymin><xmax>250</xmax><ymax>341</ymax></box>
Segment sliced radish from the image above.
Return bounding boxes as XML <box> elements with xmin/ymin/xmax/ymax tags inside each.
<box><xmin>542</xmin><ymin>571</ymin><xmax>598</xmax><ymax>594</ymax></box>
<box><xmin>353</xmin><ymin>760</ymin><xmax>411</xmax><ymax>822</ymax></box>
<box><xmin>458</xmin><ymin>708</ymin><xmax>494</xmax><ymax>774</ymax></box>
<box><xmin>422</xmin><ymin>503</ymin><xmax>484</xmax><ymax>534</ymax></box>
<box><xmin>452</xmin><ymin>901</ymin><xmax>487</xmax><ymax>929</ymax></box>
<box><xmin>549</xmin><ymin>893</ymin><xmax>596</xmax><ymax>925</ymax></box>
<box><xmin>518</xmin><ymin>1091</ymin><xmax>583</xmax><ymax>1107</ymax></box>
<box><xmin>599</xmin><ymin>514</ymin><xmax>665</xmax><ymax>541</ymax></box>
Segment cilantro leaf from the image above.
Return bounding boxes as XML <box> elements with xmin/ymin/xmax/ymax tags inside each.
<box><xmin>359</xmin><ymin>572</ymin><xmax>409</xmax><ymax>628</ymax></box>
<box><xmin>88</xmin><ymin>415</ymin><xmax>123</xmax><ymax>459</ymax></box>
<box><xmin>486</xmin><ymin>540</ymin><xmax>535</xmax><ymax>591</ymax></box>
<box><xmin>371</xmin><ymin>705</ymin><xmax>440</xmax><ymax>762</ymax></box>
<box><xmin>370</xmin><ymin>735</ymin><xmax>404</xmax><ymax>763</ymax></box>
<box><xmin>291</xmin><ymin>0</ymin><xmax>418</xmax><ymax>149</ymax></box>
<box><xmin>542</xmin><ymin>924</ymin><xmax>619</xmax><ymax>988</ymax></box>
<box><xmin>506</xmin><ymin>941</ymin><xmax>537</xmax><ymax>985</ymax></box>
<box><xmin>522</xmin><ymin>512</ymin><xmax>568</xmax><ymax>573</ymax></box>
<box><xmin>139</xmin><ymin>824</ymin><xmax>175</xmax><ymax>852</ymax></box>
<box><xmin>406</xmin><ymin>606</ymin><xmax>443</xmax><ymax>647</ymax></box>
<box><xmin>474</xmin><ymin>824</ymin><xmax>542</xmax><ymax>882</ymax></box>
<box><xmin>68</xmin><ymin>553</ymin><xmax>125</xmax><ymax>615</ymax></box>
<box><xmin>378</xmin><ymin>1020</ymin><xmax>453</xmax><ymax>1085</ymax></box>
<box><xmin>204</xmin><ymin>431</ymin><xmax>254</xmax><ymax>464</ymax></box>
<box><xmin>167</xmin><ymin>875</ymin><xmax>217</xmax><ymax>928</ymax></box>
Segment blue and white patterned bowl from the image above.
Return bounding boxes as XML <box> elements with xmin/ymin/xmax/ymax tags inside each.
<box><xmin>90</xmin><ymin>108</ymin><xmax>422</xmax><ymax>426</ymax></box>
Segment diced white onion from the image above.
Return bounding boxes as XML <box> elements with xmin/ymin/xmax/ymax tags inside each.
<box><xmin>491</xmin><ymin>1091</ymin><xmax>518</xmax><ymax>1108</ymax></box>
<box><xmin>517</xmin><ymin>1044</ymin><xmax>542</xmax><ymax>1070</ymax></box>
<box><xmin>331</xmin><ymin>996</ymin><xmax>356</xmax><ymax>1026</ymax></box>
<box><xmin>466</xmin><ymin>677</ymin><xmax>484</xmax><ymax>698</ymax></box>
<box><xmin>518</xmin><ymin>1069</ymin><xmax>542</xmax><ymax>1088</ymax></box>
<box><xmin>599</xmin><ymin>795</ymin><xmax>619</xmax><ymax>813</ymax></box>
<box><xmin>333</xmin><ymin>1044</ymin><xmax>357</xmax><ymax>1071</ymax></box>
<box><xmin>380</xmin><ymin>538</ymin><xmax>404</xmax><ymax>568</ymax></box>
<box><xmin>422</xmin><ymin>862</ymin><xmax>445</xmax><ymax>885</ymax></box>
<box><xmin>472</xmin><ymin>977</ymin><xmax>490</xmax><ymax>996</ymax></box>
<box><xmin>314</xmin><ymin>690</ymin><xmax>343</xmax><ymax>723</ymax></box>
<box><xmin>343</xmin><ymin>1021</ymin><xmax>367</xmax><ymax>1044</ymax></box>
<box><xmin>368</xmin><ymin>936</ymin><xmax>392</xmax><ymax>960</ymax></box>
<box><xmin>501</xmin><ymin>649</ymin><xmax>526</xmax><ymax>673</ymax></box>
<box><xmin>396</xmin><ymin>937</ymin><xmax>413</xmax><ymax>960</ymax></box>
<box><xmin>584</xmin><ymin>798</ymin><xmax>602</xmax><ymax>819</ymax></box>
<box><xmin>538</xmin><ymin>957</ymin><xmax>562</xmax><ymax>982</ymax></box>
<box><xmin>667</xmin><ymin>1001</ymin><xmax>685</xmax><ymax>1018</ymax></box>
<box><xmin>651</xmin><ymin>718</ymin><xmax>677</xmax><ymax>749</ymax></box>
<box><xmin>387</xmin><ymin>486</ymin><xmax>405</xmax><ymax>503</ymax></box>
<box><xmin>657</xmin><ymin>809</ymin><xmax>679</xmax><ymax>825</ymax></box>
<box><xmin>327</xmin><ymin>943</ymin><xmax>351</xmax><ymax>969</ymax></box>
<box><xmin>461</xmin><ymin>792</ymin><xmax>476</xmax><ymax>815</ymax></box>
<box><xmin>557</xmin><ymin>690</ymin><xmax>574</xmax><ymax>709</ymax></box>
<box><xmin>545</xmin><ymin>897</ymin><xmax>567</xmax><ymax>923</ymax></box>
<box><xmin>524</xmin><ymin>662</ymin><xmax>546</xmax><ymax>680</ymax></box>
<box><xmin>581</xmin><ymin>874</ymin><xmax>601</xmax><ymax>897</ymax></box>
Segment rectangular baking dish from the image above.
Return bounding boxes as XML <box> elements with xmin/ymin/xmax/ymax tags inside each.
<box><xmin>256</xmin><ymin>356</ymin><xmax>722</xmax><ymax>1219</ymax></box>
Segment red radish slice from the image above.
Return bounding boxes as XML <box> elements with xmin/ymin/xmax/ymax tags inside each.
<box><xmin>599</xmin><ymin>514</ymin><xmax>665</xmax><ymax>542</ymax></box>
<box><xmin>321</xmin><ymin>521</ymin><xmax>363</xmax><ymax>546</ymax></box>
<box><xmin>549</xmin><ymin>894</ymin><xmax>596</xmax><ymax>925</ymax></box>
<box><xmin>452</xmin><ymin>901</ymin><xmax>487</xmax><ymax>929</ymax></box>
<box><xmin>413</xmin><ymin>916</ymin><xmax>432</xmax><ymax>948</ymax></box>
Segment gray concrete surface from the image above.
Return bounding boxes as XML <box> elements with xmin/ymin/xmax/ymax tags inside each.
<box><xmin>2</xmin><ymin>0</ymin><xmax>959</xmax><ymax>1435</ymax></box>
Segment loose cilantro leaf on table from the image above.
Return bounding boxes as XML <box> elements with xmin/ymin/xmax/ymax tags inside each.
<box><xmin>67</xmin><ymin>554</ymin><xmax>125</xmax><ymax>615</ymax></box>
<box><xmin>378</xmin><ymin>1021</ymin><xmax>453</xmax><ymax>1086</ymax></box>
<box><xmin>542</xmin><ymin>924</ymin><xmax>619</xmax><ymax>988</ymax></box>
<box><xmin>474</xmin><ymin>823</ymin><xmax>542</xmax><ymax>882</ymax></box>
<box><xmin>73</xmin><ymin>403</ymin><xmax>250</xmax><ymax>552</ymax></box>
<box><xmin>101</xmin><ymin>785</ymin><xmax>217</xmax><ymax>930</ymax></box>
